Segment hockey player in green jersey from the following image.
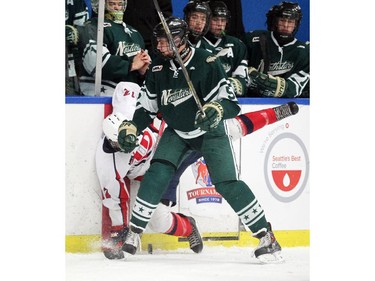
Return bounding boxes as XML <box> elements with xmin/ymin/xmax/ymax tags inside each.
<box><xmin>198</xmin><ymin>1</ymin><xmax>249</xmax><ymax>97</ymax></box>
<box><xmin>78</xmin><ymin>0</ymin><xmax>151</xmax><ymax>96</ymax></box>
<box><xmin>242</xmin><ymin>1</ymin><xmax>310</xmax><ymax>98</ymax></box>
<box><xmin>117</xmin><ymin>16</ymin><xmax>284</xmax><ymax>263</ymax></box>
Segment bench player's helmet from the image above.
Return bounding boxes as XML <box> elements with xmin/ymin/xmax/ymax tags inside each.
<box><xmin>206</xmin><ymin>1</ymin><xmax>231</xmax><ymax>38</ymax></box>
<box><xmin>152</xmin><ymin>17</ymin><xmax>189</xmax><ymax>58</ymax></box>
<box><xmin>91</xmin><ymin>0</ymin><xmax>127</xmax><ymax>24</ymax></box>
<box><xmin>183</xmin><ymin>1</ymin><xmax>211</xmax><ymax>43</ymax></box>
<box><xmin>266</xmin><ymin>1</ymin><xmax>302</xmax><ymax>40</ymax></box>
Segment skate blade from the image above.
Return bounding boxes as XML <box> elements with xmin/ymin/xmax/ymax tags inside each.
<box><xmin>257</xmin><ymin>251</ymin><xmax>285</xmax><ymax>264</ymax></box>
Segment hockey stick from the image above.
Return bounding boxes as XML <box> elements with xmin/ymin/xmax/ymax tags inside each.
<box><xmin>154</xmin><ymin>119</ymin><xmax>166</xmax><ymax>150</ymax></box>
<box><xmin>94</xmin><ymin>0</ymin><xmax>105</xmax><ymax>96</ymax></box>
<box><xmin>152</xmin><ymin>0</ymin><xmax>205</xmax><ymax>117</ymax></box>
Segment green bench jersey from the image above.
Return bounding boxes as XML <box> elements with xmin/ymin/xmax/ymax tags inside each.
<box><xmin>243</xmin><ymin>30</ymin><xmax>310</xmax><ymax>98</ymax></box>
<box><xmin>78</xmin><ymin>17</ymin><xmax>146</xmax><ymax>96</ymax></box>
<box><xmin>199</xmin><ymin>35</ymin><xmax>250</xmax><ymax>96</ymax></box>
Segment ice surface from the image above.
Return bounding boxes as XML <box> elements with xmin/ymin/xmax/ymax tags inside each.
<box><xmin>66</xmin><ymin>246</ymin><xmax>309</xmax><ymax>281</ymax></box>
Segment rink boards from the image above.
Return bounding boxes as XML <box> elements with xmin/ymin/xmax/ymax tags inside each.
<box><xmin>65</xmin><ymin>97</ymin><xmax>310</xmax><ymax>253</ymax></box>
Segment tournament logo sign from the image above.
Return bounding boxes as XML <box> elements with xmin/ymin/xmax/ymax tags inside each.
<box><xmin>264</xmin><ymin>132</ymin><xmax>309</xmax><ymax>202</ymax></box>
<box><xmin>186</xmin><ymin>158</ymin><xmax>223</xmax><ymax>204</ymax></box>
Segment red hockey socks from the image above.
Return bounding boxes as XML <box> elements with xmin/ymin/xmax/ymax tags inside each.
<box><xmin>235</xmin><ymin>108</ymin><xmax>277</xmax><ymax>136</ymax></box>
<box><xmin>165</xmin><ymin>213</ymin><xmax>193</xmax><ymax>237</ymax></box>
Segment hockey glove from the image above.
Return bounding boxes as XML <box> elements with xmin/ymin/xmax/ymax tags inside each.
<box><xmin>65</xmin><ymin>25</ymin><xmax>79</xmax><ymax>46</ymax></box>
<box><xmin>248</xmin><ymin>67</ymin><xmax>287</xmax><ymax>97</ymax></box>
<box><xmin>228</xmin><ymin>77</ymin><xmax>244</xmax><ymax>96</ymax></box>
<box><xmin>194</xmin><ymin>101</ymin><xmax>224</xmax><ymax>132</ymax></box>
<box><xmin>118</xmin><ymin>120</ymin><xmax>138</xmax><ymax>153</ymax></box>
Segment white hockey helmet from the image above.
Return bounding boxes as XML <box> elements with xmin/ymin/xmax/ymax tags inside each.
<box><xmin>103</xmin><ymin>112</ymin><xmax>126</xmax><ymax>145</ymax></box>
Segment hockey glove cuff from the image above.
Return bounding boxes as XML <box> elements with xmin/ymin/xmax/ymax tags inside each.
<box><xmin>66</xmin><ymin>25</ymin><xmax>79</xmax><ymax>46</ymax></box>
<box><xmin>228</xmin><ymin>77</ymin><xmax>244</xmax><ymax>96</ymax></box>
<box><xmin>118</xmin><ymin>120</ymin><xmax>139</xmax><ymax>153</ymax></box>
<box><xmin>194</xmin><ymin>101</ymin><xmax>224</xmax><ymax>132</ymax></box>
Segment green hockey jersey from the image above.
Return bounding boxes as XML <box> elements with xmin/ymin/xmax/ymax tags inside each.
<box><xmin>78</xmin><ymin>17</ymin><xmax>146</xmax><ymax>96</ymax></box>
<box><xmin>198</xmin><ymin>34</ymin><xmax>249</xmax><ymax>96</ymax></box>
<box><xmin>134</xmin><ymin>47</ymin><xmax>239</xmax><ymax>139</ymax></box>
<box><xmin>243</xmin><ymin>30</ymin><xmax>310</xmax><ymax>98</ymax></box>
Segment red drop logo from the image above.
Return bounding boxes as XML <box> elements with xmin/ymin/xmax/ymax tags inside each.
<box><xmin>271</xmin><ymin>170</ymin><xmax>301</xmax><ymax>192</ymax></box>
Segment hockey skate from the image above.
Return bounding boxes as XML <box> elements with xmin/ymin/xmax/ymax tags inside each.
<box><xmin>102</xmin><ymin>227</ymin><xmax>128</xmax><ymax>260</ymax></box>
<box><xmin>251</xmin><ymin>223</ymin><xmax>284</xmax><ymax>264</ymax></box>
<box><xmin>122</xmin><ymin>226</ymin><xmax>142</xmax><ymax>255</ymax></box>
<box><xmin>187</xmin><ymin>217</ymin><xmax>203</xmax><ymax>253</ymax></box>
<box><xmin>273</xmin><ymin>102</ymin><xmax>299</xmax><ymax>121</ymax></box>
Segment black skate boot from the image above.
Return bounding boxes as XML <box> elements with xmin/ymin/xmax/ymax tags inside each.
<box><xmin>273</xmin><ymin>102</ymin><xmax>299</xmax><ymax>121</ymax></box>
<box><xmin>186</xmin><ymin>217</ymin><xmax>203</xmax><ymax>253</ymax></box>
<box><xmin>102</xmin><ymin>226</ymin><xmax>128</xmax><ymax>260</ymax></box>
<box><xmin>122</xmin><ymin>226</ymin><xmax>143</xmax><ymax>255</ymax></box>
<box><xmin>252</xmin><ymin>223</ymin><xmax>284</xmax><ymax>263</ymax></box>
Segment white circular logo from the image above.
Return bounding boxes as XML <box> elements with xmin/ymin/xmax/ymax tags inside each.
<box><xmin>264</xmin><ymin>132</ymin><xmax>309</xmax><ymax>202</ymax></box>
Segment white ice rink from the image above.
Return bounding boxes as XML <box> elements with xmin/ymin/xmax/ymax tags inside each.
<box><xmin>66</xmin><ymin>247</ymin><xmax>309</xmax><ymax>281</ymax></box>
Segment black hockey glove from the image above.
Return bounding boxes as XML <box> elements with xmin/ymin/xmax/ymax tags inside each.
<box><xmin>248</xmin><ymin>67</ymin><xmax>287</xmax><ymax>97</ymax></box>
<box><xmin>118</xmin><ymin>120</ymin><xmax>138</xmax><ymax>153</ymax></box>
<box><xmin>194</xmin><ymin>101</ymin><xmax>224</xmax><ymax>132</ymax></box>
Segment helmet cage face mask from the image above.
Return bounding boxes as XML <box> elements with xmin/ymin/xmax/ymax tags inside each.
<box><xmin>106</xmin><ymin>0</ymin><xmax>127</xmax><ymax>23</ymax></box>
<box><xmin>266</xmin><ymin>1</ymin><xmax>302</xmax><ymax>38</ymax></box>
<box><xmin>154</xmin><ymin>36</ymin><xmax>182</xmax><ymax>58</ymax></box>
<box><xmin>184</xmin><ymin>1</ymin><xmax>212</xmax><ymax>42</ymax></box>
<box><xmin>91</xmin><ymin>0</ymin><xmax>127</xmax><ymax>23</ymax></box>
<box><xmin>152</xmin><ymin>17</ymin><xmax>189</xmax><ymax>59</ymax></box>
<box><xmin>208</xmin><ymin>1</ymin><xmax>231</xmax><ymax>37</ymax></box>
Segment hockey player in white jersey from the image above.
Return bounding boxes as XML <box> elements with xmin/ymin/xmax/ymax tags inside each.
<box><xmin>96</xmin><ymin>81</ymin><xmax>204</xmax><ymax>259</ymax></box>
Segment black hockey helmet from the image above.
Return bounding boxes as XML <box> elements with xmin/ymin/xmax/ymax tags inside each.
<box><xmin>183</xmin><ymin>1</ymin><xmax>212</xmax><ymax>43</ymax></box>
<box><xmin>266</xmin><ymin>1</ymin><xmax>302</xmax><ymax>38</ymax></box>
<box><xmin>209</xmin><ymin>1</ymin><xmax>231</xmax><ymax>21</ymax></box>
<box><xmin>206</xmin><ymin>1</ymin><xmax>231</xmax><ymax>38</ymax></box>
<box><xmin>152</xmin><ymin>17</ymin><xmax>189</xmax><ymax>58</ymax></box>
